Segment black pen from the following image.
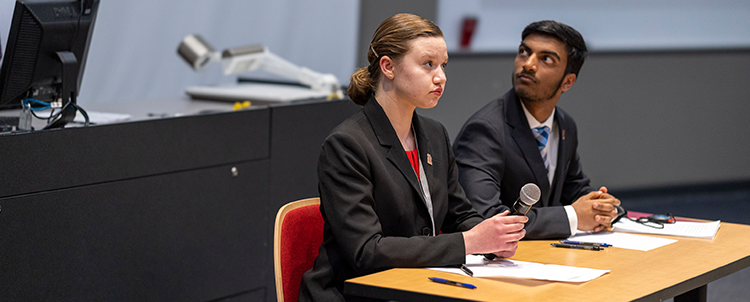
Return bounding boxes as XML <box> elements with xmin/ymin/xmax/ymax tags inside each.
<box><xmin>459</xmin><ymin>264</ymin><xmax>474</xmax><ymax>276</ymax></box>
<box><xmin>560</xmin><ymin>240</ymin><xmax>612</xmax><ymax>247</ymax></box>
<box><xmin>428</xmin><ymin>277</ymin><xmax>476</xmax><ymax>289</ymax></box>
<box><xmin>551</xmin><ymin>243</ymin><xmax>603</xmax><ymax>251</ymax></box>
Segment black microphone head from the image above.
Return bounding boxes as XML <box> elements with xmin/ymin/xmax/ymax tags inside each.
<box><xmin>520</xmin><ymin>183</ymin><xmax>541</xmax><ymax>206</ymax></box>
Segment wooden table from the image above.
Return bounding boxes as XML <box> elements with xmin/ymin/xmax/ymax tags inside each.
<box><xmin>345</xmin><ymin>222</ymin><xmax>750</xmax><ymax>302</ymax></box>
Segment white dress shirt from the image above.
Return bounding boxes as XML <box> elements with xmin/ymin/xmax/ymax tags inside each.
<box><xmin>521</xmin><ymin>102</ymin><xmax>579</xmax><ymax>236</ymax></box>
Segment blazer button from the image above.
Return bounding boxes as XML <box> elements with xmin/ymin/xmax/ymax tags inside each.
<box><xmin>422</xmin><ymin>227</ymin><xmax>431</xmax><ymax>236</ymax></box>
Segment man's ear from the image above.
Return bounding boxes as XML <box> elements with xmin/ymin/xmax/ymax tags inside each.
<box><xmin>379</xmin><ymin>55</ymin><xmax>395</xmax><ymax>79</ymax></box>
<box><xmin>560</xmin><ymin>73</ymin><xmax>577</xmax><ymax>92</ymax></box>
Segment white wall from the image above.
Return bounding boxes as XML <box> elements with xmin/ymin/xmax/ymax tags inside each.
<box><xmin>438</xmin><ymin>0</ymin><xmax>750</xmax><ymax>52</ymax></box>
<box><xmin>1</xmin><ymin>0</ymin><xmax>359</xmax><ymax>105</ymax></box>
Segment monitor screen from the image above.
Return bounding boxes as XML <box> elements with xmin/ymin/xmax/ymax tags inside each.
<box><xmin>0</xmin><ymin>0</ymin><xmax>99</xmax><ymax>129</ymax></box>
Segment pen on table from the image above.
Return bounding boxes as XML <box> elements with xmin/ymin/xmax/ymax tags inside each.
<box><xmin>459</xmin><ymin>264</ymin><xmax>474</xmax><ymax>277</ymax></box>
<box><xmin>428</xmin><ymin>277</ymin><xmax>476</xmax><ymax>289</ymax></box>
<box><xmin>560</xmin><ymin>240</ymin><xmax>612</xmax><ymax>247</ymax></box>
<box><xmin>551</xmin><ymin>243</ymin><xmax>603</xmax><ymax>251</ymax></box>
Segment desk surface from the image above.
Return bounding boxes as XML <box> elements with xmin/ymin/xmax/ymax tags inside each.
<box><xmin>345</xmin><ymin>222</ymin><xmax>750</xmax><ymax>302</ymax></box>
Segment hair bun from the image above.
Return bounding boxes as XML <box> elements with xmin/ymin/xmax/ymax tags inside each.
<box><xmin>347</xmin><ymin>67</ymin><xmax>372</xmax><ymax>106</ymax></box>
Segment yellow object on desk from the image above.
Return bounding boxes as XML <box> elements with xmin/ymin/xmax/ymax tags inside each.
<box><xmin>233</xmin><ymin>101</ymin><xmax>251</xmax><ymax>110</ymax></box>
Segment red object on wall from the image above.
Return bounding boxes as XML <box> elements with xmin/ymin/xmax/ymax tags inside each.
<box><xmin>460</xmin><ymin>17</ymin><xmax>478</xmax><ymax>50</ymax></box>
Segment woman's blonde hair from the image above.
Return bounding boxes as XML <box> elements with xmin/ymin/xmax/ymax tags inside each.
<box><xmin>348</xmin><ymin>13</ymin><xmax>443</xmax><ymax>105</ymax></box>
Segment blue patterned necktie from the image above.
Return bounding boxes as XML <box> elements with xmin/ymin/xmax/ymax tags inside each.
<box><xmin>532</xmin><ymin>126</ymin><xmax>551</xmax><ymax>175</ymax></box>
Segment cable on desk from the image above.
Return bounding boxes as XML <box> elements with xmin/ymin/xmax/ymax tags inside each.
<box><xmin>22</xmin><ymin>97</ymin><xmax>90</xmax><ymax>127</ymax></box>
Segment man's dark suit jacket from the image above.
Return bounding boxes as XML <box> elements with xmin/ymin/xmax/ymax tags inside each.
<box><xmin>453</xmin><ymin>89</ymin><xmax>593</xmax><ymax>239</ymax></box>
<box><xmin>299</xmin><ymin>96</ymin><xmax>483</xmax><ymax>302</ymax></box>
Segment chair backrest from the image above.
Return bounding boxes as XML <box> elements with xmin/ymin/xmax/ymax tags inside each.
<box><xmin>273</xmin><ymin>197</ymin><xmax>323</xmax><ymax>302</ymax></box>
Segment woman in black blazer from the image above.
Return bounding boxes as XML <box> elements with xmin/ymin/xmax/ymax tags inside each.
<box><xmin>299</xmin><ymin>13</ymin><xmax>527</xmax><ymax>302</ymax></box>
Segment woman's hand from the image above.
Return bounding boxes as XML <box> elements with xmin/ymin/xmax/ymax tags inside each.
<box><xmin>463</xmin><ymin>211</ymin><xmax>527</xmax><ymax>257</ymax></box>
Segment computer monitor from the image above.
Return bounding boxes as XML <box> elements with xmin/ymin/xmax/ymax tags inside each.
<box><xmin>0</xmin><ymin>0</ymin><xmax>99</xmax><ymax>129</ymax></box>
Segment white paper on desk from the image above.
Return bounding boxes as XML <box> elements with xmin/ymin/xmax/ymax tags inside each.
<box><xmin>428</xmin><ymin>255</ymin><xmax>609</xmax><ymax>283</ymax></box>
<box><xmin>613</xmin><ymin>219</ymin><xmax>721</xmax><ymax>239</ymax></box>
<box><xmin>567</xmin><ymin>232</ymin><xmax>677</xmax><ymax>251</ymax></box>
<box><xmin>75</xmin><ymin>111</ymin><xmax>132</xmax><ymax>124</ymax></box>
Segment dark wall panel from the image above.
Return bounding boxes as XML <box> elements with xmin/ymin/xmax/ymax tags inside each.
<box><xmin>0</xmin><ymin>99</ymin><xmax>357</xmax><ymax>302</ymax></box>
<box><xmin>0</xmin><ymin>160</ymin><xmax>269</xmax><ymax>301</ymax></box>
<box><xmin>0</xmin><ymin>108</ymin><xmax>270</xmax><ymax>198</ymax></box>
<box><xmin>269</xmin><ymin>99</ymin><xmax>360</xmax><ymax>208</ymax></box>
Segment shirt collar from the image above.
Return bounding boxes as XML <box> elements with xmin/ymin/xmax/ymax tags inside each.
<box><xmin>520</xmin><ymin>101</ymin><xmax>555</xmax><ymax>130</ymax></box>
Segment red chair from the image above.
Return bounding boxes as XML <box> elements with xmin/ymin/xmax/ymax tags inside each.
<box><xmin>273</xmin><ymin>197</ymin><xmax>324</xmax><ymax>302</ymax></box>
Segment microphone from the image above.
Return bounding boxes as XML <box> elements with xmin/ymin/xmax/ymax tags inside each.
<box><xmin>484</xmin><ymin>183</ymin><xmax>540</xmax><ymax>261</ymax></box>
<box><xmin>511</xmin><ymin>183</ymin><xmax>541</xmax><ymax>215</ymax></box>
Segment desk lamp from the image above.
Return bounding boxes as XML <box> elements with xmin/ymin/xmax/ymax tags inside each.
<box><xmin>177</xmin><ymin>34</ymin><xmax>343</xmax><ymax>100</ymax></box>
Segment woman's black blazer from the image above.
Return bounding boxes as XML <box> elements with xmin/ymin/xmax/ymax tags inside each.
<box><xmin>299</xmin><ymin>96</ymin><xmax>483</xmax><ymax>301</ymax></box>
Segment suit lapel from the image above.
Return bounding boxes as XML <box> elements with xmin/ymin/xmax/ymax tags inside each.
<box><xmin>413</xmin><ymin>113</ymin><xmax>437</xmax><ymax>211</ymax></box>
<box><xmin>363</xmin><ymin>98</ymin><xmax>427</xmax><ymax>205</ymax></box>
<box><xmin>505</xmin><ymin>91</ymin><xmax>552</xmax><ymax>205</ymax></box>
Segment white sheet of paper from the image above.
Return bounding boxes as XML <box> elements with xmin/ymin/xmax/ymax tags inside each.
<box><xmin>567</xmin><ymin>232</ymin><xmax>677</xmax><ymax>251</ymax></box>
<box><xmin>613</xmin><ymin>219</ymin><xmax>721</xmax><ymax>239</ymax></box>
<box><xmin>75</xmin><ymin>111</ymin><xmax>132</xmax><ymax>124</ymax></box>
<box><xmin>428</xmin><ymin>255</ymin><xmax>609</xmax><ymax>283</ymax></box>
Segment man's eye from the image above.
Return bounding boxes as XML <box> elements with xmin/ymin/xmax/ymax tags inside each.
<box><xmin>425</xmin><ymin>61</ymin><xmax>433</xmax><ymax>67</ymax></box>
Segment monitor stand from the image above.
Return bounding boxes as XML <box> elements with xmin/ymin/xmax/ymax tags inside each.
<box><xmin>44</xmin><ymin>51</ymin><xmax>79</xmax><ymax>129</ymax></box>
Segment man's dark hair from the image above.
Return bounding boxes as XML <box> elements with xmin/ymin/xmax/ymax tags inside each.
<box><xmin>522</xmin><ymin>20</ymin><xmax>588</xmax><ymax>77</ymax></box>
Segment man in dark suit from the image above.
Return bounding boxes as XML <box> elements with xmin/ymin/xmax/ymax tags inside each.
<box><xmin>453</xmin><ymin>20</ymin><xmax>621</xmax><ymax>239</ymax></box>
